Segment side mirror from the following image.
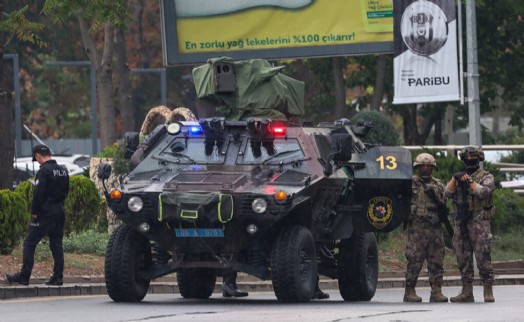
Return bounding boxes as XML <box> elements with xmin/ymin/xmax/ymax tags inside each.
<box><xmin>97</xmin><ymin>163</ymin><xmax>112</xmax><ymax>180</ymax></box>
<box><xmin>331</xmin><ymin>134</ymin><xmax>353</xmax><ymax>162</ymax></box>
<box><xmin>124</xmin><ymin>132</ymin><xmax>140</xmax><ymax>159</ymax></box>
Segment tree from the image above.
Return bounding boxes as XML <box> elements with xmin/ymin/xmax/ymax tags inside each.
<box><xmin>475</xmin><ymin>0</ymin><xmax>524</xmax><ymax>129</ymax></box>
<box><xmin>0</xmin><ymin>4</ymin><xmax>45</xmax><ymax>190</ymax></box>
<box><xmin>43</xmin><ymin>0</ymin><xmax>131</xmax><ymax>149</ymax></box>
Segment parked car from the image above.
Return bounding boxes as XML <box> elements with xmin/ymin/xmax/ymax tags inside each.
<box><xmin>13</xmin><ymin>154</ymin><xmax>90</xmax><ymax>188</ymax></box>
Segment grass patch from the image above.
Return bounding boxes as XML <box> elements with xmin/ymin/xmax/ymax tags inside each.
<box><xmin>377</xmin><ymin>227</ymin><xmax>524</xmax><ymax>271</ymax></box>
<box><xmin>492</xmin><ymin>228</ymin><xmax>524</xmax><ymax>261</ymax></box>
<box><xmin>63</xmin><ymin>230</ymin><xmax>108</xmax><ymax>256</ymax></box>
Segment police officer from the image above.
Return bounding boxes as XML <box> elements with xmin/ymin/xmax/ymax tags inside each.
<box><xmin>445</xmin><ymin>146</ymin><xmax>495</xmax><ymax>303</ymax></box>
<box><xmin>6</xmin><ymin>144</ymin><xmax>70</xmax><ymax>286</ymax></box>
<box><xmin>404</xmin><ymin>153</ymin><xmax>448</xmax><ymax>302</ymax></box>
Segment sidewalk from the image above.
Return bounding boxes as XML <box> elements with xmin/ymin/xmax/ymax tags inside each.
<box><xmin>2</xmin><ymin>270</ymin><xmax>523</xmax><ymax>300</ymax></box>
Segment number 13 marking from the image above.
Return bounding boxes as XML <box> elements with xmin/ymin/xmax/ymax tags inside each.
<box><xmin>376</xmin><ymin>155</ymin><xmax>398</xmax><ymax>170</ymax></box>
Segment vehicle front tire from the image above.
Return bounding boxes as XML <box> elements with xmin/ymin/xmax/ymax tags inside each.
<box><xmin>177</xmin><ymin>268</ymin><xmax>217</xmax><ymax>299</ymax></box>
<box><xmin>105</xmin><ymin>224</ymin><xmax>152</xmax><ymax>302</ymax></box>
<box><xmin>271</xmin><ymin>225</ymin><xmax>317</xmax><ymax>302</ymax></box>
<box><xmin>337</xmin><ymin>231</ymin><xmax>378</xmax><ymax>301</ymax></box>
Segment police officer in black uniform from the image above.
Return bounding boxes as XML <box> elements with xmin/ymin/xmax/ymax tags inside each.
<box><xmin>7</xmin><ymin>144</ymin><xmax>70</xmax><ymax>286</ymax></box>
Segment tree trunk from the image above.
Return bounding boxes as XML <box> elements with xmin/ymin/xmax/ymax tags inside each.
<box><xmin>434</xmin><ymin>116</ymin><xmax>443</xmax><ymax>144</ymax></box>
<box><xmin>114</xmin><ymin>28</ymin><xmax>135</xmax><ymax>133</ymax></box>
<box><xmin>98</xmin><ymin>23</ymin><xmax>116</xmax><ymax>148</ymax></box>
<box><xmin>332</xmin><ymin>56</ymin><xmax>346</xmax><ymax>119</ymax></box>
<box><xmin>78</xmin><ymin>17</ymin><xmax>116</xmax><ymax>149</ymax></box>
<box><xmin>0</xmin><ymin>45</ymin><xmax>15</xmax><ymax>190</ymax></box>
<box><xmin>370</xmin><ymin>55</ymin><xmax>387</xmax><ymax>110</ymax></box>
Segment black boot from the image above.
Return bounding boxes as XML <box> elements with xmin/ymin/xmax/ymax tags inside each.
<box><xmin>222</xmin><ymin>271</ymin><xmax>248</xmax><ymax>297</ymax></box>
<box><xmin>312</xmin><ymin>283</ymin><xmax>329</xmax><ymax>299</ymax></box>
<box><xmin>6</xmin><ymin>272</ymin><xmax>30</xmax><ymax>286</ymax></box>
<box><xmin>45</xmin><ymin>275</ymin><xmax>63</xmax><ymax>286</ymax></box>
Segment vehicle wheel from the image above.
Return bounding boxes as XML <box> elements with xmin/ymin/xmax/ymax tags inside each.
<box><xmin>337</xmin><ymin>231</ymin><xmax>378</xmax><ymax>301</ymax></box>
<box><xmin>177</xmin><ymin>268</ymin><xmax>217</xmax><ymax>299</ymax></box>
<box><xmin>105</xmin><ymin>224</ymin><xmax>152</xmax><ymax>302</ymax></box>
<box><xmin>271</xmin><ymin>225</ymin><xmax>317</xmax><ymax>302</ymax></box>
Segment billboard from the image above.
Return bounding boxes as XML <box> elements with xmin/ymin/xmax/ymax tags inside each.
<box><xmin>161</xmin><ymin>0</ymin><xmax>395</xmax><ymax>66</ymax></box>
<box><xmin>392</xmin><ymin>0</ymin><xmax>460</xmax><ymax>104</ymax></box>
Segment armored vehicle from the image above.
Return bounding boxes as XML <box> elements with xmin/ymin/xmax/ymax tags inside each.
<box><xmin>98</xmin><ymin>58</ymin><xmax>412</xmax><ymax>303</ymax></box>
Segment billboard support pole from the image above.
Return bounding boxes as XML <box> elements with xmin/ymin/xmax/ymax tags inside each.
<box><xmin>465</xmin><ymin>0</ymin><xmax>482</xmax><ymax>147</ymax></box>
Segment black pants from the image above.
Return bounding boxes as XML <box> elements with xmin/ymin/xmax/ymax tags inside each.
<box><xmin>21</xmin><ymin>210</ymin><xmax>65</xmax><ymax>280</ymax></box>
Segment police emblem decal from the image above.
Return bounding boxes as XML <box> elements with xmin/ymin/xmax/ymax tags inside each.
<box><xmin>367</xmin><ymin>196</ymin><xmax>393</xmax><ymax>229</ymax></box>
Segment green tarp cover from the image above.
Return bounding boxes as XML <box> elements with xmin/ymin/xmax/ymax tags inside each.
<box><xmin>192</xmin><ymin>57</ymin><xmax>305</xmax><ymax>120</ymax></box>
<box><xmin>159</xmin><ymin>192</ymin><xmax>233</xmax><ymax>224</ymax></box>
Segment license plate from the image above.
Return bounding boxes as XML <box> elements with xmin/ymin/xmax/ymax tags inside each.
<box><xmin>175</xmin><ymin>228</ymin><xmax>224</xmax><ymax>238</ymax></box>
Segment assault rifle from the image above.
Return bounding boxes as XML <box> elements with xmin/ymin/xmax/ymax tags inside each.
<box><xmin>453</xmin><ymin>172</ymin><xmax>471</xmax><ymax>221</ymax></box>
<box><xmin>420</xmin><ymin>180</ymin><xmax>454</xmax><ymax>238</ymax></box>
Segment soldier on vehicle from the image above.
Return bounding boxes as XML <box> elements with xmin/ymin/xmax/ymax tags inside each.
<box><xmin>404</xmin><ymin>153</ymin><xmax>448</xmax><ymax>302</ymax></box>
<box><xmin>445</xmin><ymin>146</ymin><xmax>496</xmax><ymax>303</ymax></box>
<box><xmin>6</xmin><ymin>144</ymin><xmax>70</xmax><ymax>286</ymax></box>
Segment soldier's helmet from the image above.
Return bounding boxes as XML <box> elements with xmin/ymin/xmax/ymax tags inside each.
<box><xmin>459</xmin><ymin>146</ymin><xmax>485</xmax><ymax>161</ymax></box>
<box><xmin>413</xmin><ymin>153</ymin><xmax>436</xmax><ymax>168</ymax></box>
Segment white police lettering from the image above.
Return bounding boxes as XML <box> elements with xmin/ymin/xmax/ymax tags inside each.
<box><xmin>53</xmin><ymin>169</ymin><xmax>68</xmax><ymax>177</ymax></box>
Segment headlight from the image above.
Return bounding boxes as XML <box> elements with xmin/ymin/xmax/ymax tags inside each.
<box><xmin>128</xmin><ymin>196</ymin><xmax>144</xmax><ymax>212</ymax></box>
<box><xmin>251</xmin><ymin>198</ymin><xmax>267</xmax><ymax>214</ymax></box>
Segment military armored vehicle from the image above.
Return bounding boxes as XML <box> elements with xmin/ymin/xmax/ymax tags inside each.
<box><xmin>98</xmin><ymin>58</ymin><xmax>412</xmax><ymax>303</ymax></box>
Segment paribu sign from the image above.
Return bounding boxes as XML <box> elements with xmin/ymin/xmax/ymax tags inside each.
<box><xmin>160</xmin><ymin>0</ymin><xmax>395</xmax><ymax>66</ymax></box>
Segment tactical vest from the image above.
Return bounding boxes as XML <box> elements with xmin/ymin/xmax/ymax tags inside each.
<box><xmin>452</xmin><ymin>169</ymin><xmax>491</xmax><ymax>212</ymax></box>
<box><xmin>412</xmin><ymin>176</ymin><xmax>444</xmax><ymax>218</ymax></box>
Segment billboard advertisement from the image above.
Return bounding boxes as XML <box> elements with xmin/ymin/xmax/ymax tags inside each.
<box><xmin>392</xmin><ymin>0</ymin><xmax>460</xmax><ymax>104</ymax></box>
<box><xmin>161</xmin><ymin>0</ymin><xmax>395</xmax><ymax>66</ymax></box>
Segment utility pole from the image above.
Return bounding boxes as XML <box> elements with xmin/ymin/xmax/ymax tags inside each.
<box><xmin>465</xmin><ymin>0</ymin><xmax>482</xmax><ymax>146</ymax></box>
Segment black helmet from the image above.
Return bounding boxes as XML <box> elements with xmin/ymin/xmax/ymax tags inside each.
<box><xmin>459</xmin><ymin>146</ymin><xmax>485</xmax><ymax>161</ymax></box>
<box><xmin>459</xmin><ymin>146</ymin><xmax>484</xmax><ymax>171</ymax></box>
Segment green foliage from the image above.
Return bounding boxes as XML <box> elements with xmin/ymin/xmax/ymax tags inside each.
<box><xmin>42</xmin><ymin>0</ymin><xmax>131</xmax><ymax>30</ymax></box>
<box><xmin>351</xmin><ymin>110</ymin><xmax>399</xmax><ymax>146</ymax></box>
<box><xmin>14</xmin><ymin>180</ymin><xmax>34</xmax><ymax>205</ymax></box>
<box><xmin>63</xmin><ymin>229</ymin><xmax>108</xmax><ymax>255</ymax></box>
<box><xmin>0</xmin><ymin>189</ymin><xmax>31</xmax><ymax>255</ymax></box>
<box><xmin>97</xmin><ymin>143</ymin><xmax>117</xmax><ymax>158</ymax></box>
<box><xmin>492</xmin><ymin>227</ymin><xmax>524</xmax><ymax>261</ymax></box>
<box><xmin>64</xmin><ymin>176</ymin><xmax>104</xmax><ymax>235</ymax></box>
<box><xmin>492</xmin><ymin>189</ymin><xmax>524</xmax><ymax>234</ymax></box>
<box><xmin>476</xmin><ymin>0</ymin><xmax>524</xmax><ymax>129</ymax></box>
<box><xmin>112</xmin><ymin>141</ymin><xmax>131</xmax><ymax>177</ymax></box>
<box><xmin>0</xmin><ymin>5</ymin><xmax>46</xmax><ymax>48</ymax></box>
<box><xmin>96</xmin><ymin>141</ymin><xmax>131</xmax><ymax>177</ymax></box>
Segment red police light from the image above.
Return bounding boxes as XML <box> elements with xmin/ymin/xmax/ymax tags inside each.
<box><xmin>271</xmin><ymin>126</ymin><xmax>286</xmax><ymax>136</ymax></box>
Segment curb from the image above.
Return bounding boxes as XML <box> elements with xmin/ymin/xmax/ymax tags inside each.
<box><xmin>2</xmin><ymin>274</ymin><xmax>523</xmax><ymax>300</ymax></box>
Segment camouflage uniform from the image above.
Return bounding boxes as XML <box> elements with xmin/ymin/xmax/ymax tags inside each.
<box><xmin>445</xmin><ymin>168</ymin><xmax>496</xmax><ymax>285</ymax></box>
<box><xmin>405</xmin><ymin>176</ymin><xmax>446</xmax><ymax>290</ymax></box>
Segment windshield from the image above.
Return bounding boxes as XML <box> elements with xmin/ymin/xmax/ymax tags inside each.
<box><xmin>156</xmin><ymin>137</ymin><xmax>227</xmax><ymax>164</ymax></box>
<box><xmin>239</xmin><ymin>138</ymin><xmax>304</xmax><ymax>164</ymax></box>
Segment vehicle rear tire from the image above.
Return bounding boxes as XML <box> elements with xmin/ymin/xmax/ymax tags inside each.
<box><xmin>177</xmin><ymin>268</ymin><xmax>217</xmax><ymax>299</ymax></box>
<box><xmin>105</xmin><ymin>224</ymin><xmax>152</xmax><ymax>302</ymax></box>
<box><xmin>271</xmin><ymin>225</ymin><xmax>317</xmax><ymax>302</ymax></box>
<box><xmin>337</xmin><ymin>231</ymin><xmax>378</xmax><ymax>301</ymax></box>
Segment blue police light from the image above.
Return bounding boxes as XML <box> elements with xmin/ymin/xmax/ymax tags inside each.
<box><xmin>190</xmin><ymin>126</ymin><xmax>202</xmax><ymax>134</ymax></box>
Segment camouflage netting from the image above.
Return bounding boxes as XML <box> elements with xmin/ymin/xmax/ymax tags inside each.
<box><xmin>192</xmin><ymin>57</ymin><xmax>305</xmax><ymax>121</ymax></box>
<box><xmin>140</xmin><ymin>105</ymin><xmax>197</xmax><ymax>136</ymax></box>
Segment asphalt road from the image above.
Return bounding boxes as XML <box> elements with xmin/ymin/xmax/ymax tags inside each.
<box><xmin>1</xmin><ymin>285</ymin><xmax>522</xmax><ymax>322</ymax></box>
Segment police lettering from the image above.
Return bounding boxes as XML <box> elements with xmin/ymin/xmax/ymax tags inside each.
<box><xmin>53</xmin><ymin>169</ymin><xmax>68</xmax><ymax>176</ymax></box>
<box><xmin>407</xmin><ymin>77</ymin><xmax>450</xmax><ymax>87</ymax></box>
